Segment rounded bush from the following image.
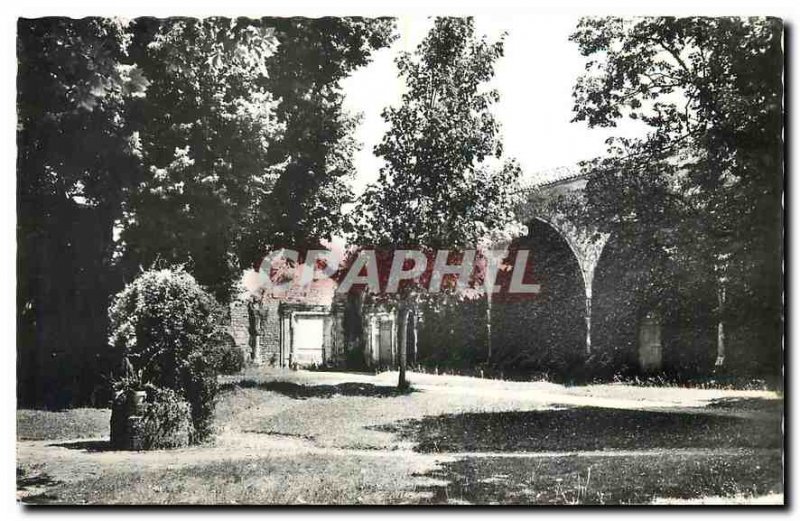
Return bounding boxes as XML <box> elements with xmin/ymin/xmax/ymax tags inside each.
<box><xmin>108</xmin><ymin>267</ymin><xmax>227</xmax><ymax>442</ymax></box>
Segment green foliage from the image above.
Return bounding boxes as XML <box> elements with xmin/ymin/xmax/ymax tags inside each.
<box><xmin>417</xmin><ymin>296</ymin><xmax>487</xmax><ymax>370</ymax></box>
<box><xmin>120</xmin><ymin>18</ymin><xmax>285</xmax><ymax>302</ymax></box>
<box><xmin>182</xmin><ymin>358</ymin><xmax>219</xmax><ymax>441</ymax></box>
<box><xmin>344</xmin><ymin>344</ymin><xmax>368</xmax><ymax>371</ymax></box>
<box><xmin>17</xmin><ymin>18</ymin><xmax>145</xmax><ymax>209</ymax></box>
<box><xmin>256</xmin><ymin>18</ymin><xmax>397</xmax><ymax>251</ymax></box>
<box><xmin>17</xmin><ymin>18</ymin><xmax>146</xmax><ymax>408</ymax></box>
<box><xmin>347</xmin><ymin>18</ymin><xmax>522</xmax><ymax>386</ymax></box>
<box><xmin>108</xmin><ymin>267</ymin><xmax>226</xmax><ymax>440</ymax></box>
<box><xmin>351</xmin><ymin>17</ymin><xmax>522</xmax><ymax>251</ymax></box>
<box><xmin>207</xmin><ymin>338</ymin><xmax>246</xmax><ymax>375</ymax></box>
<box><xmin>568</xmin><ymin>17</ymin><xmax>783</xmax><ymax>375</ymax></box>
<box><xmin>141</xmin><ymin>386</ymin><xmax>194</xmax><ymax>449</ymax></box>
<box><xmin>111</xmin><ymin>17</ymin><xmax>395</xmax><ymax>302</ymax></box>
<box><xmin>110</xmin><ymin>382</ymin><xmax>194</xmax><ymax>450</ymax></box>
<box><xmin>18</xmin><ymin>17</ymin><xmax>396</xmax><ymax>407</ymax></box>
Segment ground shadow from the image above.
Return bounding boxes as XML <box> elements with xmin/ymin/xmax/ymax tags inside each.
<box><xmin>17</xmin><ymin>470</ymin><xmax>60</xmax><ymax>490</ymax></box>
<box><xmin>220</xmin><ymin>380</ymin><xmax>417</xmax><ymax>399</ymax></box>
<box><xmin>376</xmin><ymin>404</ymin><xmax>782</xmax><ymax>453</ymax></box>
<box><xmin>47</xmin><ymin>439</ymin><xmax>111</xmax><ymax>452</ymax></box>
<box><xmin>17</xmin><ymin>467</ymin><xmax>61</xmax><ymax>505</ymax></box>
<box><xmin>707</xmin><ymin>396</ymin><xmax>783</xmax><ymax>412</ymax></box>
<box><xmin>412</xmin><ymin>451</ymin><xmax>783</xmax><ymax>505</ymax></box>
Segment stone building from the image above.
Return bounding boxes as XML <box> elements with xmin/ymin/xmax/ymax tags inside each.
<box><xmin>225</xmin><ymin>165</ymin><xmax>725</xmax><ymax>376</ymax></box>
<box><xmin>229</xmin><ymin>278</ymin><xmax>417</xmax><ymax>370</ymax></box>
<box><xmin>228</xmin><ymin>273</ymin><xmax>348</xmax><ymax>367</ymax></box>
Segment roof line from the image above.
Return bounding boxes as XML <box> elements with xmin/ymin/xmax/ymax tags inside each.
<box><xmin>517</xmin><ymin>165</ymin><xmax>589</xmax><ymax>193</ymax></box>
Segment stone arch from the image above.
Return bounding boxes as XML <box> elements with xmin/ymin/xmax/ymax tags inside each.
<box><xmin>490</xmin><ymin>219</ymin><xmax>587</xmax><ymax>375</ymax></box>
<box><xmin>590</xmin><ymin>233</ymin><xmax>717</xmax><ymax>375</ymax></box>
<box><xmin>530</xmin><ymin>215</ymin><xmax>608</xmax><ymax>354</ymax></box>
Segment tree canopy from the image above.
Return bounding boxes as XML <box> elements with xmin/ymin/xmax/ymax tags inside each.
<box><xmin>568</xmin><ymin>17</ymin><xmax>782</xmax><ymax>374</ymax></box>
<box><xmin>120</xmin><ymin>17</ymin><xmax>396</xmax><ymax>301</ymax></box>
<box><xmin>17</xmin><ymin>16</ymin><xmax>396</xmax><ymax>406</ymax></box>
<box><xmin>348</xmin><ymin>17</ymin><xmax>522</xmax><ymax>387</ymax></box>
<box><xmin>351</xmin><ymin>17</ymin><xmax>522</xmax><ymax>252</ymax></box>
<box><xmin>17</xmin><ymin>18</ymin><xmax>148</xmax><ymax>407</ymax></box>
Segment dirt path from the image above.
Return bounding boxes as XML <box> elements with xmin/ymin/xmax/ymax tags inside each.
<box><xmin>17</xmin><ymin>370</ymin><xmax>784</xmax><ymax>504</ymax></box>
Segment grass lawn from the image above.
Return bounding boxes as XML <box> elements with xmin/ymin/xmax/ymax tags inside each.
<box><xmin>17</xmin><ymin>408</ymin><xmax>110</xmax><ymax>441</ymax></box>
<box><xmin>17</xmin><ymin>368</ymin><xmax>784</xmax><ymax>505</ymax></box>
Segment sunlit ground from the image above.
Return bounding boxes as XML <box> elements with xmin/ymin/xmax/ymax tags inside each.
<box><xmin>17</xmin><ymin>367</ymin><xmax>783</xmax><ymax>505</ymax></box>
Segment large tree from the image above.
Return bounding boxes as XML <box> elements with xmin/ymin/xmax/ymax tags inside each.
<box><xmin>568</xmin><ymin>17</ymin><xmax>782</xmax><ymax>375</ymax></box>
<box><xmin>351</xmin><ymin>17</ymin><xmax>522</xmax><ymax>388</ymax></box>
<box><xmin>17</xmin><ymin>18</ymin><xmax>147</xmax><ymax>406</ymax></box>
<box><xmin>118</xmin><ymin>18</ymin><xmax>285</xmax><ymax>302</ymax></box>
<box><xmin>121</xmin><ymin>17</ymin><xmax>396</xmax><ymax>301</ymax></box>
<box><xmin>257</xmin><ymin>18</ymin><xmax>396</xmax><ymax>251</ymax></box>
<box><xmin>17</xmin><ymin>17</ymin><xmax>396</xmax><ymax>406</ymax></box>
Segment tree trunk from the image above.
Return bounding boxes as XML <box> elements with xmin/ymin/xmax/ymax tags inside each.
<box><xmin>715</xmin><ymin>279</ymin><xmax>726</xmax><ymax>367</ymax></box>
<box><xmin>714</xmin><ymin>255</ymin><xmax>729</xmax><ymax>368</ymax></box>
<box><xmin>397</xmin><ymin>303</ymin><xmax>409</xmax><ymax>389</ymax></box>
<box><xmin>486</xmin><ymin>291</ymin><xmax>493</xmax><ymax>362</ymax></box>
<box><xmin>410</xmin><ymin>312</ymin><xmax>418</xmax><ymax>365</ymax></box>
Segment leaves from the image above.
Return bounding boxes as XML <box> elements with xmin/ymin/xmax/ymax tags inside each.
<box><xmin>352</xmin><ymin>17</ymin><xmax>521</xmax><ymax>252</ymax></box>
<box><xmin>568</xmin><ymin>17</ymin><xmax>783</xmax><ymax>373</ymax></box>
<box><xmin>254</xmin><ymin>17</ymin><xmax>397</xmax><ymax>251</ymax></box>
<box><xmin>17</xmin><ymin>17</ymin><xmax>397</xmax><ymax>407</ymax></box>
<box><xmin>117</xmin><ymin>17</ymin><xmax>396</xmax><ymax>301</ymax></box>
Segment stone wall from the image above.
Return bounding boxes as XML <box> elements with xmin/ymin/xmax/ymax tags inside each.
<box><xmin>328</xmin><ymin>307</ymin><xmax>346</xmax><ymax>364</ymax></box>
<box><xmin>228</xmin><ymin>300</ymin><xmax>250</xmax><ymax>360</ymax></box>
<box><xmin>229</xmin><ymin>297</ymin><xmax>348</xmax><ymax>367</ymax></box>
<box><xmin>258</xmin><ymin>299</ymin><xmax>281</xmax><ymax>365</ymax></box>
<box><xmin>489</xmin><ymin>220</ymin><xmax>587</xmax><ymax>378</ymax></box>
<box><xmin>227</xmin><ymin>298</ymin><xmax>281</xmax><ymax>365</ymax></box>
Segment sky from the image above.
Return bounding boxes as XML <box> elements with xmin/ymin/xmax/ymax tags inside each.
<box><xmin>340</xmin><ymin>15</ymin><xmax>646</xmax><ymax>195</ymax></box>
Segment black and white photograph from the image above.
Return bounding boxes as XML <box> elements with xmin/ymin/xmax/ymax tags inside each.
<box><xmin>11</xmin><ymin>2</ymin><xmax>787</xmax><ymax>507</ymax></box>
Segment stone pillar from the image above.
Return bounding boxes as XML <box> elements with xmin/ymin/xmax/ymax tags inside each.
<box><xmin>576</xmin><ymin>245</ymin><xmax>600</xmax><ymax>355</ymax></box>
<box><xmin>409</xmin><ymin>311</ymin><xmax>418</xmax><ymax>365</ymax></box>
<box><xmin>280</xmin><ymin>313</ymin><xmax>292</xmax><ymax>367</ymax></box>
<box><xmin>110</xmin><ymin>389</ymin><xmax>147</xmax><ymax>451</ymax></box>
<box><xmin>397</xmin><ymin>304</ymin><xmax>409</xmax><ymax>389</ymax></box>
<box><xmin>544</xmin><ymin>217</ymin><xmax>608</xmax><ymax>356</ymax></box>
<box><xmin>486</xmin><ymin>291</ymin><xmax>493</xmax><ymax>361</ymax></box>
<box><xmin>585</xmin><ymin>295</ymin><xmax>592</xmax><ymax>355</ymax></box>
<box><xmin>714</xmin><ymin>255</ymin><xmax>730</xmax><ymax>367</ymax></box>
<box><xmin>247</xmin><ymin>300</ymin><xmax>262</xmax><ymax>365</ymax></box>
<box><xmin>638</xmin><ymin>312</ymin><xmax>662</xmax><ymax>372</ymax></box>
<box><xmin>126</xmin><ymin>416</ymin><xmax>145</xmax><ymax>451</ymax></box>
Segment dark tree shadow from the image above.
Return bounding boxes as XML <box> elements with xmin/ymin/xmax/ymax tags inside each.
<box><xmin>375</xmin><ymin>405</ymin><xmax>782</xmax><ymax>453</ymax></box>
<box><xmin>20</xmin><ymin>494</ymin><xmax>60</xmax><ymax>505</ymax></box>
<box><xmin>707</xmin><ymin>396</ymin><xmax>783</xmax><ymax>412</ymax></box>
<box><xmin>220</xmin><ymin>380</ymin><xmax>417</xmax><ymax>399</ymax></box>
<box><xmin>17</xmin><ymin>467</ymin><xmax>61</xmax><ymax>505</ymax></box>
<box><xmin>47</xmin><ymin>439</ymin><xmax>111</xmax><ymax>452</ymax></box>
<box><xmin>17</xmin><ymin>470</ymin><xmax>60</xmax><ymax>490</ymax></box>
<box><xmin>412</xmin><ymin>451</ymin><xmax>784</xmax><ymax>505</ymax></box>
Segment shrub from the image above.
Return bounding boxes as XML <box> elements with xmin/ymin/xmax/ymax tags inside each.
<box><xmin>141</xmin><ymin>386</ymin><xmax>193</xmax><ymax>449</ymax></box>
<box><xmin>184</xmin><ymin>352</ymin><xmax>219</xmax><ymax>441</ymax></box>
<box><xmin>110</xmin><ymin>383</ymin><xmax>193</xmax><ymax>449</ymax></box>
<box><xmin>345</xmin><ymin>343</ymin><xmax>368</xmax><ymax>370</ymax></box>
<box><xmin>108</xmin><ymin>267</ymin><xmax>227</xmax><ymax>442</ymax></box>
<box><xmin>207</xmin><ymin>335</ymin><xmax>245</xmax><ymax>375</ymax></box>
